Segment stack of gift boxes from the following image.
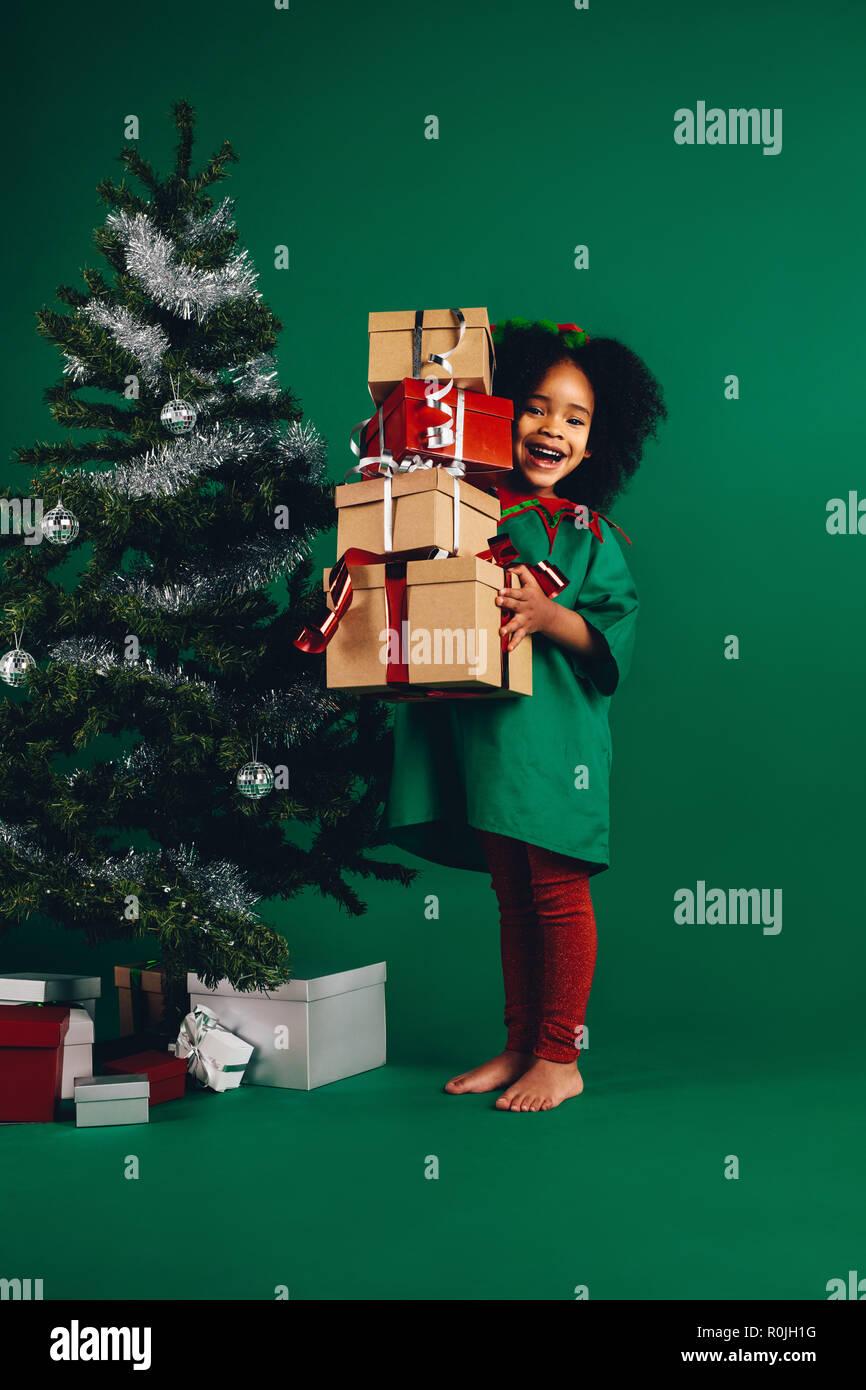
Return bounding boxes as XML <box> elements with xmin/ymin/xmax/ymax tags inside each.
<box><xmin>0</xmin><ymin>957</ymin><xmax>389</xmax><ymax>1122</ymax></box>
<box><xmin>300</xmin><ymin>307</ymin><xmax>533</xmax><ymax>698</ymax></box>
<box><xmin>0</xmin><ymin>967</ymin><xmax>246</xmax><ymax>1127</ymax></box>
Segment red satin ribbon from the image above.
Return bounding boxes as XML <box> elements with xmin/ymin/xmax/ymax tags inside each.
<box><xmin>383</xmin><ymin>564</ymin><xmax>409</xmax><ymax>683</ymax></box>
<box><xmin>293</xmin><ymin>545</ymin><xmax>444</xmax><ymax>655</ymax></box>
<box><xmin>293</xmin><ymin>532</ymin><xmax>570</xmax><ymax>700</ymax></box>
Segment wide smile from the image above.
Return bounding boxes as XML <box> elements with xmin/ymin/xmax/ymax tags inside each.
<box><xmin>525</xmin><ymin>442</ymin><xmax>567</xmax><ymax>470</ymax></box>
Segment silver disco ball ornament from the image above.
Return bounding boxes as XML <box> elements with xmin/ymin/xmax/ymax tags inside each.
<box><xmin>0</xmin><ymin>648</ymin><xmax>36</xmax><ymax>686</ymax></box>
<box><xmin>236</xmin><ymin>761</ymin><xmax>274</xmax><ymax>799</ymax></box>
<box><xmin>41</xmin><ymin>503</ymin><xmax>79</xmax><ymax>545</ymax></box>
<box><xmin>160</xmin><ymin>398</ymin><xmax>197</xmax><ymax>435</ymax></box>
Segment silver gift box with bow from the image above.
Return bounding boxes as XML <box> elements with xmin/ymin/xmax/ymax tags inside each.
<box><xmin>173</xmin><ymin>1004</ymin><xmax>254</xmax><ymax>1092</ymax></box>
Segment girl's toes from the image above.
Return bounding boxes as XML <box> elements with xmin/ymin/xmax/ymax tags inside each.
<box><xmin>529</xmin><ymin>1097</ymin><xmax>542</xmax><ymax>1111</ymax></box>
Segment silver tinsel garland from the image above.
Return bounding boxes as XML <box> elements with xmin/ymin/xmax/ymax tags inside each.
<box><xmin>61</xmin><ymin>352</ymin><xmax>93</xmax><ymax>384</ymax></box>
<box><xmin>62</xmin><ymin>302</ymin><xmax>169</xmax><ymax>389</ymax></box>
<box><xmin>67</xmin><ymin>415</ymin><xmax>328</xmax><ymax>610</ymax></box>
<box><xmin>189</xmin><ymin>356</ymin><xmax>281</xmax><ymax>420</ymax></box>
<box><xmin>72</xmin><ymin>422</ymin><xmax>263</xmax><ymax>500</ymax></box>
<box><xmin>0</xmin><ymin>818</ymin><xmax>262</xmax><ymax>925</ymax></box>
<box><xmin>69</xmin><ymin>418</ymin><xmax>326</xmax><ymax>502</ymax></box>
<box><xmin>107</xmin><ymin>209</ymin><xmax>260</xmax><ymax>321</ymax></box>
<box><xmin>182</xmin><ymin>197</ymin><xmax>238</xmax><ymax>248</ymax></box>
<box><xmin>251</xmin><ymin>680</ymin><xmax>339</xmax><ymax>746</ymax></box>
<box><xmin>276</xmin><ymin>418</ymin><xmax>329</xmax><ymax>486</ymax></box>
<box><xmin>86</xmin><ymin>301</ymin><xmax>169</xmax><ymax>388</ymax></box>
<box><xmin>166</xmin><ymin>843</ymin><xmax>261</xmax><ymax>919</ymax></box>
<box><xmin>0</xmin><ymin>819</ymin><xmax>49</xmax><ymax>865</ymax></box>
<box><xmin>227</xmin><ymin>352</ymin><xmax>280</xmax><ymax>400</ymax></box>
<box><xmin>47</xmin><ymin>638</ymin><xmax>338</xmax><ymax>747</ymax></box>
<box><xmin>102</xmin><ymin>529</ymin><xmax>313</xmax><ymax>610</ymax></box>
<box><xmin>49</xmin><ymin>635</ymin><xmax>117</xmax><ymax>675</ymax></box>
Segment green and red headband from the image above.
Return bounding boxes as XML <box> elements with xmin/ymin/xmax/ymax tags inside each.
<box><xmin>491</xmin><ymin>317</ymin><xmax>590</xmax><ymax>351</ymax></box>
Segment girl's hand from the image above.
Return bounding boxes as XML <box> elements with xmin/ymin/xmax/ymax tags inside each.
<box><xmin>495</xmin><ymin>565</ymin><xmax>556</xmax><ymax>651</ymax></box>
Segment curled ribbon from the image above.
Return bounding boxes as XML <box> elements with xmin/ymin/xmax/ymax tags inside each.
<box><xmin>479</xmin><ymin>533</ymin><xmax>570</xmax><ymax>601</ymax></box>
<box><xmin>174</xmin><ymin>1005</ymin><xmax>248</xmax><ymax>1089</ymax></box>
<box><xmin>294</xmin><ymin>544</ymin><xmax>448</xmax><ymax>655</ymax></box>
<box><xmin>415</xmin><ymin>307</ymin><xmax>467</xmax><ymax>450</ymax></box>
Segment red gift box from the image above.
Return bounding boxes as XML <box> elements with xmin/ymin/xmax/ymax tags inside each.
<box><xmin>359</xmin><ymin>378</ymin><xmax>513</xmax><ymax>483</ymax></box>
<box><xmin>103</xmin><ymin>1049</ymin><xmax>187</xmax><ymax>1104</ymax></box>
<box><xmin>0</xmin><ymin>1004</ymin><xmax>70</xmax><ymax>1122</ymax></box>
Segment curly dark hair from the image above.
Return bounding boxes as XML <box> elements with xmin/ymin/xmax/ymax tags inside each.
<box><xmin>491</xmin><ymin>321</ymin><xmax>668</xmax><ymax>512</ymax></box>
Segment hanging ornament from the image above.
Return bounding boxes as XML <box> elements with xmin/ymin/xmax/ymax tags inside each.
<box><xmin>236</xmin><ymin>736</ymin><xmax>274</xmax><ymax>799</ymax></box>
<box><xmin>160</xmin><ymin>372</ymin><xmax>197</xmax><ymax>435</ymax></box>
<box><xmin>0</xmin><ymin>630</ymin><xmax>36</xmax><ymax>687</ymax></box>
<box><xmin>41</xmin><ymin>499</ymin><xmax>79</xmax><ymax>545</ymax></box>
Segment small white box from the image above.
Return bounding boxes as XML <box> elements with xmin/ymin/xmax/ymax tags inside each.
<box><xmin>186</xmin><ymin>962</ymin><xmax>387</xmax><ymax>1091</ymax></box>
<box><xmin>0</xmin><ymin>972</ymin><xmax>102</xmax><ymax>1001</ymax></box>
<box><xmin>174</xmin><ymin>1007</ymin><xmax>254</xmax><ymax>1092</ymax></box>
<box><xmin>74</xmin><ymin>1074</ymin><xmax>149</xmax><ymax>1128</ymax></box>
<box><xmin>0</xmin><ymin>973</ymin><xmax>100</xmax><ymax>1022</ymax></box>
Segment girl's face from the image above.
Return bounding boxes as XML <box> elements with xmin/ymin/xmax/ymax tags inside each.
<box><xmin>512</xmin><ymin>358</ymin><xmax>594</xmax><ymax>495</ymax></box>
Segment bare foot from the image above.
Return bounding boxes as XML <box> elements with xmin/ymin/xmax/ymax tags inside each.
<box><xmin>495</xmin><ymin>1057</ymin><xmax>584</xmax><ymax>1111</ymax></box>
<box><xmin>444</xmin><ymin>1049</ymin><xmax>531</xmax><ymax>1094</ymax></box>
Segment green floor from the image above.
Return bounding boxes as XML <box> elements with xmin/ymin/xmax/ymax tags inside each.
<box><xmin>2</xmin><ymin>1035</ymin><xmax>861</xmax><ymax>1301</ymax></box>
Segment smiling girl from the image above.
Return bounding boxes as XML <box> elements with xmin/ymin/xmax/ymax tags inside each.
<box><xmin>385</xmin><ymin>318</ymin><xmax>667</xmax><ymax>1111</ymax></box>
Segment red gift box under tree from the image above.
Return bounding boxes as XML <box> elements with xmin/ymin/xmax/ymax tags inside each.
<box><xmin>103</xmin><ymin>1049</ymin><xmax>187</xmax><ymax>1104</ymax></box>
<box><xmin>0</xmin><ymin>1004</ymin><xmax>70</xmax><ymax>1123</ymax></box>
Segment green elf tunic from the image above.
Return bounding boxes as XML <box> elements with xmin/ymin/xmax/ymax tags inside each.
<box><xmin>384</xmin><ymin>482</ymin><xmax>639</xmax><ymax>875</ymax></box>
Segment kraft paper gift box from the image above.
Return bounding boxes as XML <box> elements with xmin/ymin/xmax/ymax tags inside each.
<box><xmin>367</xmin><ymin>307</ymin><xmax>495</xmax><ymax>405</ymax></box>
<box><xmin>186</xmin><ymin>961</ymin><xmax>387</xmax><ymax>1091</ymax></box>
<box><xmin>335</xmin><ymin>469</ymin><xmax>500</xmax><ymax>560</ymax></box>
<box><xmin>0</xmin><ymin>971</ymin><xmax>101</xmax><ymax>1022</ymax></box>
<box><xmin>103</xmin><ymin>1049</ymin><xmax>187</xmax><ymax>1104</ymax></box>
<box><xmin>358</xmin><ymin>379</ymin><xmax>514</xmax><ymax>486</ymax></box>
<box><xmin>323</xmin><ymin>556</ymin><xmax>532</xmax><ymax>697</ymax></box>
<box><xmin>74</xmin><ymin>1074</ymin><xmax>149</xmax><ymax>1128</ymax></box>
<box><xmin>0</xmin><ymin>1005</ymin><xmax>70</xmax><ymax>1123</ymax></box>
<box><xmin>113</xmin><ymin>961</ymin><xmax>167</xmax><ymax>1036</ymax></box>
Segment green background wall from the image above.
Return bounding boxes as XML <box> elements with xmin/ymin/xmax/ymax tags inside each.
<box><xmin>1</xmin><ymin>0</ymin><xmax>863</xmax><ymax>1302</ymax></box>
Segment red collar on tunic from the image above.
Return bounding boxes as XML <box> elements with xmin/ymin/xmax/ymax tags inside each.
<box><xmin>490</xmin><ymin>484</ymin><xmax>631</xmax><ymax>554</ymax></box>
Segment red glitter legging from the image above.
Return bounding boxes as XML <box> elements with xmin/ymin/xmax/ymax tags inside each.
<box><xmin>474</xmin><ymin>828</ymin><xmax>596</xmax><ymax>1063</ymax></box>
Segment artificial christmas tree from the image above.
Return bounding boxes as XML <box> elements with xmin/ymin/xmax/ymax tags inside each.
<box><xmin>0</xmin><ymin>100</ymin><xmax>412</xmax><ymax>1018</ymax></box>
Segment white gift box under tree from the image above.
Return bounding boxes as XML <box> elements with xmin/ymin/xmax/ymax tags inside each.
<box><xmin>0</xmin><ymin>972</ymin><xmax>101</xmax><ymax>1022</ymax></box>
<box><xmin>58</xmin><ymin>1008</ymin><xmax>94</xmax><ymax>1099</ymax></box>
<box><xmin>74</xmin><ymin>1074</ymin><xmax>149</xmax><ymax>1128</ymax></box>
<box><xmin>173</xmin><ymin>1005</ymin><xmax>254</xmax><ymax>1092</ymax></box>
<box><xmin>186</xmin><ymin>961</ymin><xmax>387</xmax><ymax>1091</ymax></box>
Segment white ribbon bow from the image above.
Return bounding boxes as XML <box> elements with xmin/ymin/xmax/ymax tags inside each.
<box><xmin>174</xmin><ymin>1004</ymin><xmax>247</xmax><ymax>1090</ymax></box>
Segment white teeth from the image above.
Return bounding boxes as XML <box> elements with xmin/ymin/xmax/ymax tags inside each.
<box><xmin>530</xmin><ymin>445</ymin><xmax>562</xmax><ymax>460</ymax></box>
